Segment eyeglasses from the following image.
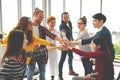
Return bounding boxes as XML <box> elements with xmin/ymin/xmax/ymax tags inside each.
<box><xmin>77</xmin><ymin>22</ymin><xmax>84</xmax><ymax>25</ymax></box>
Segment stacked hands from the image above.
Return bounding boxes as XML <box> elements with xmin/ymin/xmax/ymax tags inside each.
<box><xmin>33</xmin><ymin>38</ymin><xmax>77</xmax><ymax>51</ymax></box>
<box><xmin>56</xmin><ymin>38</ymin><xmax>75</xmax><ymax>51</ymax></box>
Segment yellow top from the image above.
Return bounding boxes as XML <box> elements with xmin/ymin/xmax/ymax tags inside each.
<box><xmin>26</xmin><ymin>35</ymin><xmax>51</xmax><ymax>50</ymax></box>
<box><xmin>2</xmin><ymin>33</ymin><xmax>51</xmax><ymax>50</ymax></box>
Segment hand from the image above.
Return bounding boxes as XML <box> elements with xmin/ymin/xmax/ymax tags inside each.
<box><xmin>84</xmin><ymin>74</ymin><xmax>91</xmax><ymax>80</ymax></box>
<box><xmin>50</xmin><ymin>43</ymin><xmax>56</xmax><ymax>46</ymax></box>
<box><xmin>34</xmin><ymin>44</ymin><xmax>40</xmax><ymax>50</ymax></box>
<box><xmin>56</xmin><ymin>44</ymin><xmax>68</xmax><ymax>51</ymax></box>
<box><xmin>62</xmin><ymin>37</ymin><xmax>71</xmax><ymax>46</ymax></box>
<box><xmin>90</xmin><ymin>58</ymin><xmax>96</xmax><ymax>65</ymax></box>
<box><xmin>71</xmin><ymin>40</ymin><xmax>78</xmax><ymax>45</ymax></box>
<box><xmin>64</xmin><ymin>45</ymin><xmax>72</xmax><ymax>50</ymax></box>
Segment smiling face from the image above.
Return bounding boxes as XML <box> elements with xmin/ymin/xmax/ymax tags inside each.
<box><xmin>35</xmin><ymin>12</ymin><xmax>44</xmax><ymax>24</ymax></box>
<box><xmin>92</xmin><ymin>13</ymin><xmax>106</xmax><ymax>29</ymax></box>
<box><xmin>77</xmin><ymin>19</ymin><xmax>86</xmax><ymax>31</ymax></box>
<box><xmin>48</xmin><ymin>19</ymin><xmax>56</xmax><ymax>29</ymax></box>
<box><xmin>47</xmin><ymin>16</ymin><xmax>56</xmax><ymax>30</ymax></box>
<box><xmin>92</xmin><ymin>18</ymin><xmax>102</xmax><ymax>29</ymax></box>
<box><xmin>62</xmin><ymin>14</ymin><xmax>70</xmax><ymax>24</ymax></box>
<box><xmin>90</xmin><ymin>40</ymin><xmax>101</xmax><ymax>51</ymax></box>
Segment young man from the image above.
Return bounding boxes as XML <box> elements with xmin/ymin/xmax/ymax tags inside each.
<box><xmin>27</xmin><ymin>8</ymin><xmax>63</xmax><ymax>80</ymax></box>
<box><xmin>58</xmin><ymin>12</ymin><xmax>78</xmax><ymax>80</ymax></box>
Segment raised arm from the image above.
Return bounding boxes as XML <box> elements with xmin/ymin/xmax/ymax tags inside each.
<box><xmin>33</xmin><ymin>35</ymin><xmax>55</xmax><ymax>46</ymax></box>
<box><xmin>26</xmin><ymin>44</ymin><xmax>66</xmax><ymax>58</ymax></box>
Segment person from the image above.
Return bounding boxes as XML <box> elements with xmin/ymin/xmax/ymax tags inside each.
<box><xmin>0</xmin><ymin>29</ymin><xmax>63</xmax><ymax>80</ymax></box>
<box><xmin>71</xmin><ymin>13</ymin><xmax>115</xmax><ymax>61</ymax></box>
<box><xmin>69</xmin><ymin>36</ymin><xmax>114</xmax><ymax>80</ymax></box>
<box><xmin>75</xmin><ymin>16</ymin><xmax>93</xmax><ymax>76</ymax></box>
<box><xmin>2</xmin><ymin>16</ymin><xmax>54</xmax><ymax>50</ymax></box>
<box><xmin>27</xmin><ymin>7</ymin><xmax>64</xmax><ymax>80</ymax></box>
<box><xmin>58</xmin><ymin>12</ymin><xmax>78</xmax><ymax>80</ymax></box>
<box><xmin>46</xmin><ymin>16</ymin><xmax>60</xmax><ymax>80</ymax></box>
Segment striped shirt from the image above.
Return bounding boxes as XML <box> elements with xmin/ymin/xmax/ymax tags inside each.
<box><xmin>0</xmin><ymin>48</ymin><xmax>48</xmax><ymax>80</ymax></box>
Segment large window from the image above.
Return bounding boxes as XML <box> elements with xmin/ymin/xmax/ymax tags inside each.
<box><xmin>35</xmin><ymin>0</ymin><xmax>42</xmax><ymax>9</ymax></box>
<box><xmin>2</xmin><ymin>0</ymin><xmax>18</xmax><ymax>33</ymax></box>
<box><xmin>82</xmin><ymin>0</ymin><xmax>101</xmax><ymax>33</ymax></box>
<box><xmin>66</xmin><ymin>0</ymin><xmax>80</xmax><ymax>34</ymax></box>
<box><xmin>102</xmin><ymin>0</ymin><xmax>120</xmax><ymax>32</ymax></box>
<box><xmin>1</xmin><ymin>0</ymin><xmax>120</xmax><ymax>41</ymax></box>
<box><xmin>21</xmin><ymin>0</ymin><xmax>32</xmax><ymax>18</ymax></box>
<box><xmin>51</xmin><ymin>0</ymin><xmax>63</xmax><ymax>30</ymax></box>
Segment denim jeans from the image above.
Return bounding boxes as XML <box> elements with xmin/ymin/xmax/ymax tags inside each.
<box><xmin>27</xmin><ymin>64</ymin><xmax>35</xmax><ymax>80</ymax></box>
<box><xmin>81</xmin><ymin>58</ymin><xmax>93</xmax><ymax>75</ymax></box>
<box><xmin>58</xmin><ymin>49</ymin><xmax>73</xmax><ymax>75</ymax></box>
<box><xmin>27</xmin><ymin>56</ymin><xmax>46</xmax><ymax>80</ymax></box>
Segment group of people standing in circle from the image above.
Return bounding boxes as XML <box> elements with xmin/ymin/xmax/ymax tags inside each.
<box><xmin>0</xmin><ymin>7</ymin><xmax>115</xmax><ymax>80</ymax></box>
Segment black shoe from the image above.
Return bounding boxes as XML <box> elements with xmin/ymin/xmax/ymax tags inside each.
<box><xmin>51</xmin><ymin>76</ymin><xmax>54</xmax><ymax>80</ymax></box>
<box><xmin>69</xmin><ymin>71</ymin><xmax>79</xmax><ymax>76</ymax></box>
<box><xmin>58</xmin><ymin>75</ymin><xmax>63</xmax><ymax>80</ymax></box>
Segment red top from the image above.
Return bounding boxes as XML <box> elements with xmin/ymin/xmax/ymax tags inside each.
<box><xmin>72</xmin><ymin>48</ymin><xmax>114</xmax><ymax>80</ymax></box>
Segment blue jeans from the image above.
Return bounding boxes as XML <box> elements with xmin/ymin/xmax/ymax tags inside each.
<box><xmin>81</xmin><ymin>58</ymin><xmax>93</xmax><ymax>75</ymax></box>
<box><xmin>27</xmin><ymin>64</ymin><xmax>35</xmax><ymax>80</ymax></box>
<box><xmin>27</xmin><ymin>56</ymin><xmax>46</xmax><ymax>80</ymax></box>
<box><xmin>58</xmin><ymin>49</ymin><xmax>73</xmax><ymax>75</ymax></box>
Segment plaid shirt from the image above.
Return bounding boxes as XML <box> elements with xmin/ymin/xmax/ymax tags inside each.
<box><xmin>30</xmin><ymin>25</ymin><xmax>57</xmax><ymax>64</ymax></box>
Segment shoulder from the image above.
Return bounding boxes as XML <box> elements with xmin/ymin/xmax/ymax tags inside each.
<box><xmin>60</xmin><ymin>21</ymin><xmax>66</xmax><ymax>26</ymax></box>
<box><xmin>101</xmin><ymin>26</ymin><xmax>111</xmax><ymax>34</ymax></box>
<box><xmin>102</xmin><ymin>26</ymin><xmax>110</xmax><ymax>31</ymax></box>
<box><xmin>39</xmin><ymin>25</ymin><xmax>47</xmax><ymax>30</ymax></box>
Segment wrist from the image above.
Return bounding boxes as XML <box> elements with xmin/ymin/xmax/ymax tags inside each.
<box><xmin>90</xmin><ymin>73</ymin><xmax>94</xmax><ymax>77</ymax></box>
<box><xmin>50</xmin><ymin>43</ymin><xmax>56</xmax><ymax>46</ymax></box>
<box><xmin>78</xmin><ymin>39</ymin><xmax>82</xmax><ymax>45</ymax></box>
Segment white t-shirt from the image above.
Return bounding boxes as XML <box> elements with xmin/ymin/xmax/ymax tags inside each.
<box><xmin>32</xmin><ymin>25</ymin><xmax>39</xmax><ymax>37</ymax></box>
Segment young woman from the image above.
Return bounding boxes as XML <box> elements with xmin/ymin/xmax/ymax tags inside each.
<box><xmin>69</xmin><ymin>36</ymin><xmax>114</xmax><ymax>80</ymax></box>
<box><xmin>2</xmin><ymin>17</ymin><xmax>54</xmax><ymax>50</ymax></box>
<box><xmin>0</xmin><ymin>30</ymin><xmax>63</xmax><ymax>80</ymax></box>
<box><xmin>75</xmin><ymin>16</ymin><xmax>93</xmax><ymax>76</ymax></box>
